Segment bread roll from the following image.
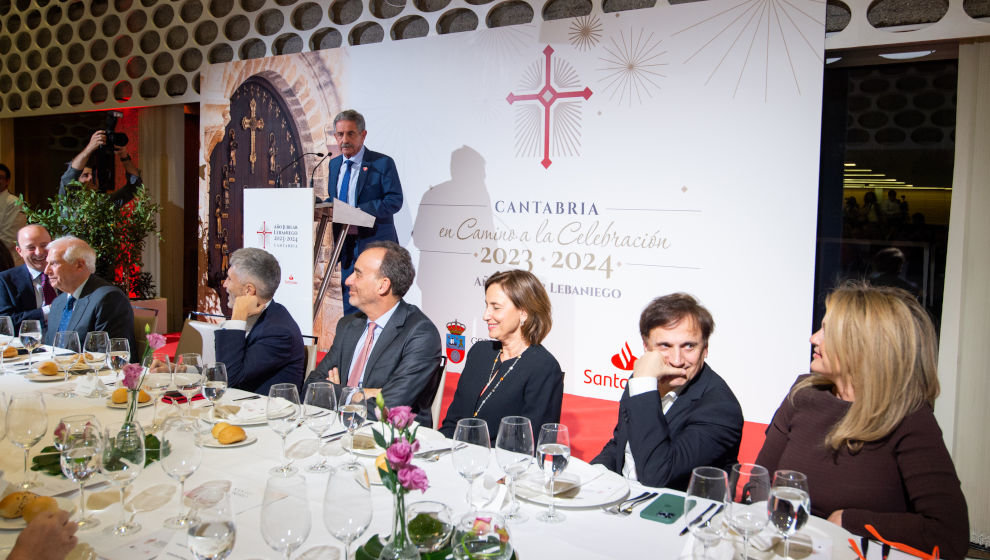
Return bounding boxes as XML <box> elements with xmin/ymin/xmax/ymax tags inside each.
<box><xmin>37</xmin><ymin>361</ymin><xmax>60</xmax><ymax>376</ymax></box>
<box><xmin>211</xmin><ymin>422</ymin><xmax>232</xmax><ymax>439</ymax></box>
<box><xmin>3</xmin><ymin>346</ymin><xmax>18</xmax><ymax>359</ymax></box>
<box><xmin>138</xmin><ymin>389</ymin><xmax>151</xmax><ymax>403</ymax></box>
<box><xmin>21</xmin><ymin>496</ymin><xmax>58</xmax><ymax>523</ymax></box>
<box><xmin>111</xmin><ymin>387</ymin><xmax>128</xmax><ymax>404</ymax></box>
<box><xmin>216</xmin><ymin>425</ymin><xmax>246</xmax><ymax>445</ymax></box>
<box><xmin>0</xmin><ymin>492</ymin><xmax>38</xmax><ymax>519</ymax></box>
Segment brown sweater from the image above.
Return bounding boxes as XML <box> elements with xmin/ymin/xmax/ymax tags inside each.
<box><xmin>756</xmin><ymin>379</ymin><xmax>969</xmax><ymax>560</ymax></box>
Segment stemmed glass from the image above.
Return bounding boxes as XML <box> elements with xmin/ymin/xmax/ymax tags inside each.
<box><xmin>262</xmin><ymin>474</ymin><xmax>311</xmax><ymax>559</ymax></box>
<box><xmin>451</xmin><ymin>418</ymin><xmax>490</xmax><ymax>514</ymax></box>
<box><xmin>495</xmin><ymin>416</ymin><xmax>533</xmax><ymax>522</ymax></box>
<box><xmin>83</xmin><ymin>331</ymin><xmax>110</xmax><ymax>397</ymax></box>
<box><xmin>109</xmin><ymin>337</ymin><xmax>130</xmax><ymax>380</ymax></box>
<box><xmin>102</xmin><ymin>421</ymin><xmax>146</xmax><ymax>536</ymax></box>
<box><xmin>338</xmin><ymin>386</ymin><xmax>366</xmax><ymax>465</ymax></box>
<box><xmin>19</xmin><ymin>319</ymin><xmax>42</xmax><ymax>372</ymax></box>
<box><xmin>60</xmin><ymin>420</ymin><xmax>103</xmax><ymax>530</ymax></box>
<box><xmin>768</xmin><ymin>470</ymin><xmax>810</xmax><ymax>560</ymax></box>
<box><xmin>53</xmin><ymin>331</ymin><xmax>81</xmax><ymax>398</ymax></box>
<box><xmin>175</xmin><ymin>353</ymin><xmax>204</xmax><ymax>415</ymax></box>
<box><xmin>728</xmin><ymin>463</ymin><xmax>770</xmax><ymax>560</ymax></box>
<box><xmin>160</xmin><ymin>417</ymin><xmax>203</xmax><ymax>529</ymax></box>
<box><xmin>142</xmin><ymin>353</ymin><xmax>173</xmax><ymax>430</ymax></box>
<box><xmin>535</xmin><ymin>423</ymin><xmax>569</xmax><ymax>523</ymax></box>
<box><xmin>0</xmin><ymin>316</ymin><xmax>14</xmax><ymax>373</ymax></box>
<box><xmin>187</xmin><ymin>484</ymin><xmax>236</xmax><ymax>560</ymax></box>
<box><xmin>302</xmin><ymin>382</ymin><xmax>337</xmax><ymax>473</ymax></box>
<box><xmin>684</xmin><ymin>466</ymin><xmax>729</xmax><ymax>559</ymax></box>
<box><xmin>201</xmin><ymin>363</ymin><xmax>228</xmax><ymax>410</ymax></box>
<box><xmin>267</xmin><ymin>383</ymin><xmax>302</xmax><ymax>475</ymax></box>
<box><xmin>323</xmin><ymin>463</ymin><xmax>372</xmax><ymax>560</ymax></box>
<box><xmin>7</xmin><ymin>393</ymin><xmax>47</xmax><ymax>489</ymax></box>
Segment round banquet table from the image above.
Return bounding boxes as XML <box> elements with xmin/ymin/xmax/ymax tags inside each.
<box><xmin>0</xmin><ymin>360</ymin><xmax>860</xmax><ymax>560</ymax></box>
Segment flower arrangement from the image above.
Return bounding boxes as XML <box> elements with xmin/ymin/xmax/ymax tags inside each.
<box><xmin>121</xmin><ymin>327</ymin><xmax>168</xmax><ymax>425</ymax></box>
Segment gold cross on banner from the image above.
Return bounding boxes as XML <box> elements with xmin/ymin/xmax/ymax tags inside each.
<box><xmin>241</xmin><ymin>98</ymin><xmax>265</xmax><ymax>173</ymax></box>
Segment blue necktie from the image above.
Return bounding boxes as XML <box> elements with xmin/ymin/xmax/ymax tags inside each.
<box><xmin>57</xmin><ymin>296</ymin><xmax>75</xmax><ymax>333</ymax></box>
<box><xmin>338</xmin><ymin>160</ymin><xmax>354</xmax><ymax>203</ymax></box>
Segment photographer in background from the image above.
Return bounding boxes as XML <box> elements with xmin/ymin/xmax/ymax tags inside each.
<box><xmin>0</xmin><ymin>163</ymin><xmax>26</xmax><ymax>270</ymax></box>
<box><xmin>59</xmin><ymin>113</ymin><xmax>141</xmax><ymax>207</ymax></box>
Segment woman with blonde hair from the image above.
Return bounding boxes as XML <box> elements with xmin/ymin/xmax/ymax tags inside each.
<box><xmin>756</xmin><ymin>282</ymin><xmax>968</xmax><ymax>558</ymax></box>
<box><xmin>439</xmin><ymin>270</ymin><xmax>563</xmax><ymax>441</ymax></box>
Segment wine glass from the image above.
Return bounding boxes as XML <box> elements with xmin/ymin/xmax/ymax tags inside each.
<box><xmin>262</xmin><ymin>474</ymin><xmax>311</xmax><ymax>559</ymax></box>
<box><xmin>60</xmin><ymin>420</ymin><xmax>103</xmax><ymax>530</ymax></box>
<box><xmin>7</xmin><ymin>393</ymin><xmax>47</xmax><ymax>489</ymax></box>
<box><xmin>175</xmin><ymin>353</ymin><xmax>204</xmax><ymax>415</ymax></box>
<box><xmin>19</xmin><ymin>319</ymin><xmax>42</xmax><ymax>372</ymax></box>
<box><xmin>102</xmin><ymin>421</ymin><xmax>146</xmax><ymax>536</ymax></box>
<box><xmin>268</xmin><ymin>383</ymin><xmax>302</xmax><ymax>475</ymax></box>
<box><xmin>187</xmin><ymin>483</ymin><xmax>236</xmax><ymax>560</ymax></box>
<box><xmin>302</xmin><ymin>382</ymin><xmax>337</xmax><ymax>473</ymax></box>
<box><xmin>160</xmin><ymin>417</ymin><xmax>203</xmax><ymax>529</ymax></box>
<box><xmin>338</xmin><ymin>386</ymin><xmax>366</xmax><ymax>465</ymax></box>
<box><xmin>142</xmin><ymin>353</ymin><xmax>173</xmax><ymax>431</ymax></box>
<box><xmin>53</xmin><ymin>331</ymin><xmax>81</xmax><ymax>398</ymax></box>
<box><xmin>495</xmin><ymin>416</ymin><xmax>533</xmax><ymax>522</ymax></box>
<box><xmin>109</xmin><ymin>337</ymin><xmax>130</xmax><ymax>384</ymax></box>
<box><xmin>728</xmin><ymin>463</ymin><xmax>770</xmax><ymax>560</ymax></box>
<box><xmin>201</xmin><ymin>362</ymin><xmax>228</xmax><ymax>409</ymax></box>
<box><xmin>684</xmin><ymin>466</ymin><xmax>728</xmax><ymax>559</ymax></box>
<box><xmin>83</xmin><ymin>331</ymin><xmax>110</xmax><ymax>397</ymax></box>
<box><xmin>451</xmin><ymin>418</ymin><xmax>490</xmax><ymax>514</ymax></box>
<box><xmin>535</xmin><ymin>423</ymin><xmax>569</xmax><ymax>523</ymax></box>
<box><xmin>769</xmin><ymin>470</ymin><xmax>810</xmax><ymax>560</ymax></box>
<box><xmin>323</xmin><ymin>463</ymin><xmax>372</xmax><ymax>560</ymax></box>
<box><xmin>0</xmin><ymin>316</ymin><xmax>14</xmax><ymax>373</ymax></box>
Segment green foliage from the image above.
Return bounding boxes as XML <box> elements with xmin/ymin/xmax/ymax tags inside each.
<box><xmin>31</xmin><ymin>434</ymin><xmax>161</xmax><ymax>477</ymax></box>
<box><xmin>18</xmin><ymin>183</ymin><xmax>162</xmax><ymax>299</ymax></box>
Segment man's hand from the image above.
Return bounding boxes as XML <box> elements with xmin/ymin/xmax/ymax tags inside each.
<box><xmin>8</xmin><ymin>510</ymin><xmax>79</xmax><ymax>560</ymax></box>
<box><xmin>631</xmin><ymin>349</ymin><xmax>690</xmax><ymax>395</ymax></box>
<box><xmin>327</xmin><ymin>367</ymin><xmax>340</xmax><ymax>384</ymax></box>
<box><xmin>364</xmin><ymin>388</ymin><xmax>381</xmax><ymax>398</ymax></box>
<box><xmin>230</xmin><ymin>294</ymin><xmax>264</xmax><ymax>322</ymax></box>
<box><xmin>71</xmin><ymin>131</ymin><xmax>106</xmax><ymax>172</ymax></box>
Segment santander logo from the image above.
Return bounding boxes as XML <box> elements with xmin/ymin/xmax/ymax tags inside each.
<box><xmin>584</xmin><ymin>341</ymin><xmax>638</xmax><ymax>390</ymax></box>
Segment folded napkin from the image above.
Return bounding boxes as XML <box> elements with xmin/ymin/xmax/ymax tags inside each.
<box><xmin>213</xmin><ymin>397</ymin><xmax>292</xmax><ymax>422</ymax></box>
<box><xmin>515</xmin><ymin>471</ymin><xmax>583</xmax><ymax>498</ymax></box>
<box><xmin>74</xmin><ymin>374</ymin><xmax>108</xmax><ymax>397</ymax></box>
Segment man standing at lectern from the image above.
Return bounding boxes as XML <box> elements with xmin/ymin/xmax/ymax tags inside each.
<box><xmin>328</xmin><ymin>110</ymin><xmax>403</xmax><ymax>315</ymax></box>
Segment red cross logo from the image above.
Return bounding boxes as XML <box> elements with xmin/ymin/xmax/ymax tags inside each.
<box><xmin>256</xmin><ymin>221</ymin><xmax>272</xmax><ymax>249</ymax></box>
<box><xmin>507</xmin><ymin>45</ymin><xmax>593</xmax><ymax>169</ymax></box>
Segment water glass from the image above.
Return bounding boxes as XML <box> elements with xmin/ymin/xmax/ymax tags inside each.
<box><xmin>323</xmin><ymin>463</ymin><xmax>372</xmax><ymax>560</ymax></box>
<box><xmin>102</xmin><ymin>421</ymin><xmax>146</xmax><ymax>536</ymax></box>
<box><xmin>18</xmin><ymin>319</ymin><xmax>42</xmax><ymax>372</ymax></box>
<box><xmin>452</xmin><ymin>418</ymin><xmax>490</xmax><ymax>513</ymax></box>
<box><xmin>7</xmin><ymin>393</ymin><xmax>47</xmax><ymax>489</ymax></box>
<box><xmin>160</xmin><ymin>417</ymin><xmax>203</xmax><ymax>529</ymax></box>
<box><xmin>338</xmin><ymin>386</ymin><xmax>366</xmax><ymax>465</ymax></box>
<box><xmin>262</xmin><ymin>474</ymin><xmax>311</xmax><ymax>559</ymax></box>
<box><xmin>268</xmin><ymin>383</ymin><xmax>302</xmax><ymax>475</ymax></box>
<box><xmin>142</xmin><ymin>353</ymin><xmax>173</xmax><ymax>430</ymax></box>
<box><xmin>187</xmin><ymin>483</ymin><xmax>236</xmax><ymax>560</ymax></box>
<box><xmin>769</xmin><ymin>470</ymin><xmax>810</xmax><ymax>560</ymax></box>
<box><xmin>83</xmin><ymin>331</ymin><xmax>110</xmax><ymax>397</ymax></box>
<box><xmin>202</xmin><ymin>363</ymin><xmax>228</xmax><ymax>408</ymax></box>
<box><xmin>109</xmin><ymin>337</ymin><xmax>130</xmax><ymax>383</ymax></box>
<box><xmin>0</xmin><ymin>315</ymin><xmax>14</xmax><ymax>373</ymax></box>
<box><xmin>60</xmin><ymin>421</ymin><xmax>103</xmax><ymax>529</ymax></box>
<box><xmin>728</xmin><ymin>463</ymin><xmax>770</xmax><ymax>560</ymax></box>
<box><xmin>175</xmin><ymin>353</ymin><xmax>204</xmax><ymax>414</ymax></box>
<box><xmin>53</xmin><ymin>330</ymin><xmax>81</xmax><ymax>398</ymax></box>
<box><xmin>535</xmin><ymin>423</ymin><xmax>569</xmax><ymax>523</ymax></box>
<box><xmin>495</xmin><ymin>416</ymin><xmax>533</xmax><ymax>522</ymax></box>
<box><xmin>684</xmin><ymin>466</ymin><xmax>729</xmax><ymax>559</ymax></box>
<box><xmin>302</xmin><ymin>382</ymin><xmax>336</xmax><ymax>473</ymax></box>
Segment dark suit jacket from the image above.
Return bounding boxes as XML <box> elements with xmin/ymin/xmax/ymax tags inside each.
<box><xmin>214</xmin><ymin>301</ymin><xmax>305</xmax><ymax>395</ymax></box>
<box><xmin>592</xmin><ymin>363</ymin><xmax>743</xmax><ymax>491</ymax></box>
<box><xmin>328</xmin><ymin>148</ymin><xmax>403</xmax><ymax>259</ymax></box>
<box><xmin>0</xmin><ymin>264</ymin><xmax>45</xmax><ymax>330</ymax></box>
<box><xmin>43</xmin><ymin>274</ymin><xmax>137</xmax><ymax>362</ymax></box>
<box><xmin>304</xmin><ymin>300</ymin><xmax>441</xmax><ymax>425</ymax></box>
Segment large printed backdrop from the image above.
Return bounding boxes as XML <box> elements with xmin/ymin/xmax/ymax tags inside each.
<box><xmin>201</xmin><ymin>0</ymin><xmax>826</xmax><ymax>425</ymax></box>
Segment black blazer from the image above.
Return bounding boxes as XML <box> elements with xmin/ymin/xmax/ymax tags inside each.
<box><xmin>439</xmin><ymin>341</ymin><xmax>563</xmax><ymax>442</ymax></box>
<box><xmin>592</xmin><ymin>363</ymin><xmax>743</xmax><ymax>491</ymax></box>
<box><xmin>214</xmin><ymin>301</ymin><xmax>305</xmax><ymax>395</ymax></box>
<box><xmin>0</xmin><ymin>264</ymin><xmax>45</xmax><ymax>330</ymax></box>
<box><xmin>304</xmin><ymin>300</ymin><xmax>441</xmax><ymax>425</ymax></box>
<box><xmin>43</xmin><ymin>275</ymin><xmax>137</xmax><ymax>362</ymax></box>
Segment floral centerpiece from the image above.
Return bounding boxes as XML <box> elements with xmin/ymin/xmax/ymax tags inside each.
<box><xmin>373</xmin><ymin>393</ymin><xmax>430</xmax><ymax>560</ymax></box>
<box><xmin>121</xmin><ymin>329</ymin><xmax>167</xmax><ymax>424</ymax></box>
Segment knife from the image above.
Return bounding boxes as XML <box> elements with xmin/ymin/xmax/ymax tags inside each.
<box><xmin>679</xmin><ymin>502</ymin><xmax>716</xmax><ymax>536</ymax></box>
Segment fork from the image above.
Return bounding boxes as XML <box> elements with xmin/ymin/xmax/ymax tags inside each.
<box><xmin>602</xmin><ymin>491</ymin><xmax>655</xmax><ymax>515</ymax></box>
<box><xmin>618</xmin><ymin>492</ymin><xmax>658</xmax><ymax>515</ymax></box>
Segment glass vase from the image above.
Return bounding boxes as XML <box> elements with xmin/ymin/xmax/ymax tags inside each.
<box><xmin>124</xmin><ymin>389</ymin><xmax>139</xmax><ymax>425</ymax></box>
<box><xmin>378</xmin><ymin>491</ymin><xmax>420</xmax><ymax>560</ymax></box>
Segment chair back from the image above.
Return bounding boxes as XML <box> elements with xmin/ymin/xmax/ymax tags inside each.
<box><xmin>131</xmin><ymin>305</ymin><xmax>160</xmax><ymax>357</ymax></box>
<box><xmin>428</xmin><ymin>356</ymin><xmax>448</xmax><ymax>429</ymax></box>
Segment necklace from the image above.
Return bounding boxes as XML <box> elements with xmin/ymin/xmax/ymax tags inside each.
<box><xmin>473</xmin><ymin>347</ymin><xmax>528</xmax><ymax>417</ymax></box>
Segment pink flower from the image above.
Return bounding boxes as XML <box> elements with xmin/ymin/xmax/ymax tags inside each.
<box><xmin>397</xmin><ymin>465</ymin><xmax>429</xmax><ymax>492</ymax></box>
<box><xmin>146</xmin><ymin>333</ymin><xmax>167</xmax><ymax>350</ymax></box>
<box><xmin>122</xmin><ymin>363</ymin><xmax>143</xmax><ymax>390</ymax></box>
<box><xmin>386</xmin><ymin>440</ymin><xmax>414</xmax><ymax>468</ymax></box>
<box><xmin>387</xmin><ymin>406</ymin><xmax>415</xmax><ymax>430</ymax></box>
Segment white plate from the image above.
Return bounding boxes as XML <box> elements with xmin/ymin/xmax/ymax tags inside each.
<box><xmin>347</xmin><ymin>425</ymin><xmax>447</xmax><ymax>457</ymax></box>
<box><xmin>204</xmin><ymin>400</ymin><xmax>294</xmax><ymax>426</ymax></box>
<box><xmin>0</xmin><ymin>497</ymin><xmax>77</xmax><ymax>530</ymax></box>
<box><xmin>515</xmin><ymin>464</ymin><xmax>630</xmax><ymax>508</ymax></box>
<box><xmin>202</xmin><ymin>434</ymin><xmax>258</xmax><ymax>449</ymax></box>
<box><xmin>106</xmin><ymin>399</ymin><xmax>154</xmax><ymax>409</ymax></box>
<box><xmin>25</xmin><ymin>373</ymin><xmax>68</xmax><ymax>382</ymax></box>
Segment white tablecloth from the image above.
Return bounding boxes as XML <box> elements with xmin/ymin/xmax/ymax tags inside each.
<box><xmin>0</xmin><ymin>366</ymin><xmax>861</xmax><ymax>560</ymax></box>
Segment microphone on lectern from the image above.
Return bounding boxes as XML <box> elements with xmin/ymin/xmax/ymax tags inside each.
<box><xmin>275</xmin><ymin>152</ymin><xmax>324</xmax><ymax>188</ymax></box>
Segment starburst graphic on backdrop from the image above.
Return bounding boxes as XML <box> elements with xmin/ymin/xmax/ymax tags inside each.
<box><xmin>597</xmin><ymin>27</ymin><xmax>667</xmax><ymax>106</ymax></box>
<box><xmin>674</xmin><ymin>0</ymin><xmax>824</xmax><ymax>100</ymax></box>
<box><xmin>568</xmin><ymin>15</ymin><xmax>603</xmax><ymax>51</ymax></box>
